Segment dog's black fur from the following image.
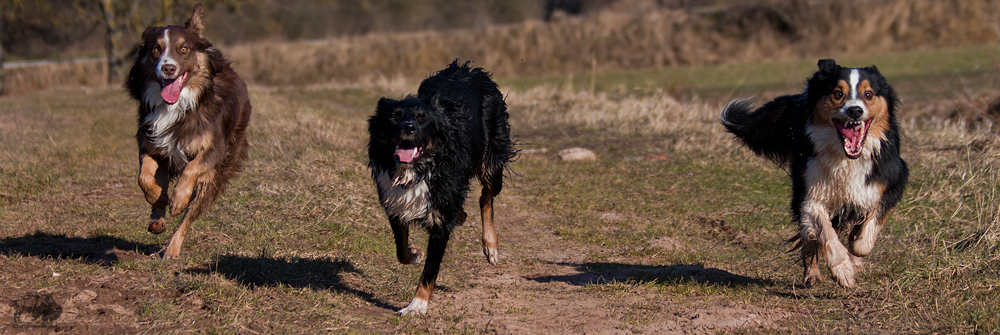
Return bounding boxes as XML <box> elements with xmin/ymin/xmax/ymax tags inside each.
<box><xmin>721</xmin><ymin>59</ymin><xmax>908</xmax><ymax>288</ymax></box>
<box><xmin>368</xmin><ymin>60</ymin><xmax>516</xmax><ymax>315</ymax></box>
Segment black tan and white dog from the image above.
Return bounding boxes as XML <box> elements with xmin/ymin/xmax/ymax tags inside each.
<box><xmin>368</xmin><ymin>61</ymin><xmax>516</xmax><ymax>315</ymax></box>
<box><xmin>126</xmin><ymin>4</ymin><xmax>251</xmax><ymax>259</ymax></box>
<box><xmin>721</xmin><ymin>59</ymin><xmax>908</xmax><ymax>288</ymax></box>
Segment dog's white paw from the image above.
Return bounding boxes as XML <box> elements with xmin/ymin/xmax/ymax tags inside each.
<box><xmin>483</xmin><ymin>246</ymin><xmax>499</xmax><ymax>265</ymax></box>
<box><xmin>824</xmin><ymin>242</ymin><xmax>856</xmax><ymax>288</ymax></box>
<box><xmin>398</xmin><ymin>297</ymin><xmax>428</xmax><ymax>316</ymax></box>
<box><xmin>828</xmin><ymin>256</ymin><xmax>856</xmax><ymax>289</ymax></box>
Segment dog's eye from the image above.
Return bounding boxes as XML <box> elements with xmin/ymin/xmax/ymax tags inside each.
<box><xmin>864</xmin><ymin>91</ymin><xmax>873</xmax><ymax>100</ymax></box>
<box><xmin>391</xmin><ymin>110</ymin><xmax>402</xmax><ymax>121</ymax></box>
<box><xmin>833</xmin><ymin>90</ymin><xmax>844</xmax><ymax>100</ymax></box>
<box><xmin>416</xmin><ymin>113</ymin><xmax>426</xmax><ymax>123</ymax></box>
<box><xmin>180</xmin><ymin>46</ymin><xmax>189</xmax><ymax>53</ymax></box>
<box><xmin>152</xmin><ymin>46</ymin><xmax>161</xmax><ymax>54</ymax></box>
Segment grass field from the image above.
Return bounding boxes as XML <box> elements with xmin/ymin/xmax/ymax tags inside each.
<box><xmin>1</xmin><ymin>46</ymin><xmax>999</xmax><ymax>333</ymax></box>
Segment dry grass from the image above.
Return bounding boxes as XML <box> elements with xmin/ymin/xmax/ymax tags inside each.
<box><xmin>8</xmin><ymin>0</ymin><xmax>998</xmax><ymax>94</ymax></box>
<box><xmin>3</xmin><ymin>61</ymin><xmax>106</xmax><ymax>95</ymax></box>
<box><xmin>223</xmin><ymin>0</ymin><xmax>1000</xmax><ymax>86</ymax></box>
<box><xmin>1</xmin><ymin>62</ymin><xmax>999</xmax><ymax>331</ymax></box>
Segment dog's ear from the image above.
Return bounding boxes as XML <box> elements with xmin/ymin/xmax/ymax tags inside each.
<box><xmin>817</xmin><ymin>59</ymin><xmax>839</xmax><ymax>74</ymax></box>
<box><xmin>863</xmin><ymin>64</ymin><xmax>882</xmax><ymax>77</ymax></box>
<box><xmin>185</xmin><ymin>4</ymin><xmax>206</xmax><ymax>36</ymax></box>
<box><xmin>140</xmin><ymin>27</ymin><xmax>159</xmax><ymax>43</ymax></box>
<box><xmin>376</xmin><ymin>98</ymin><xmax>395</xmax><ymax>113</ymax></box>
<box><xmin>430</xmin><ymin>95</ymin><xmax>458</xmax><ymax>113</ymax></box>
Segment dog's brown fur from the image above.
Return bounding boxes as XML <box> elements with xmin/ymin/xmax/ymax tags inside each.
<box><xmin>126</xmin><ymin>4</ymin><xmax>251</xmax><ymax>259</ymax></box>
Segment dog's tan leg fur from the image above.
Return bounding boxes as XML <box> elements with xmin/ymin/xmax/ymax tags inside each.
<box><xmin>170</xmin><ymin>155</ymin><xmax>210</xmax><ymax>217</ymax></box>
<box><xmin>138</xmin><ymin>154</ymin><xmax>165</xmax><ymax>207</ymax></box>
<box><xmin>163</xmin><ymin>170</ymin><xmax>218</xmax><ymax>259</ymax></box>
<box><xmin>480</xmin><ymin>189</ymin><xmax>499</xmax><ymax>265</ymax></box>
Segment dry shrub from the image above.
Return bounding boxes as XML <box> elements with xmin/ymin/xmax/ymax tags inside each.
<box><xmin>225</xmin><ymin>0</ymin><xmax>1000</xmax><ymax>86</ymax></box>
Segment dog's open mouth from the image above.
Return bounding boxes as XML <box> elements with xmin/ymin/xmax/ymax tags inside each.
<box><xmin>159</xmin><ymin>72</ymin><xmax>189</xmax><ymax>104</ymax></box>
<box><xmin>834</xmin><ymin>118</ymin><xmax>872</xmax><ymax>159</ymax></box>
<box><xmin>394</xmin><ymin>141</ymin><xmax>423</xmax><ymax>164</ymax></box>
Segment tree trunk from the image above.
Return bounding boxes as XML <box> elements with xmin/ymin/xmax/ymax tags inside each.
<box><xmin>100</xmin><ymin>0</ymin><xmax>130</xmax><ymax>86</ymax></box>
<box><xmin>0</xmin><ymin>1</ymin><xmax>5</xmax><ymax>96</ymax></box>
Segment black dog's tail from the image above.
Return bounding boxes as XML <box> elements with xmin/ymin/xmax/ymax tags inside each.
<box><xmin>720</xmin><ymin>96</ymin><xmax>803</xmax><ymax>167</ymax></box>
<box><xmin>424</xmin><ymin>60</ymin><xmax>517</xmax><ymax>195</ymax></box>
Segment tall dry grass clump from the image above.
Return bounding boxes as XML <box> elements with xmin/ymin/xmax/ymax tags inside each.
<box><xmin>3</xmin><ymin>61</ymin><xmax>106</xmax><ymax>95</ymax></box>
<box><xmin>225</xmin><ymin>0</ymin><xmax>1000</xmax><ymax>86</ymax></box>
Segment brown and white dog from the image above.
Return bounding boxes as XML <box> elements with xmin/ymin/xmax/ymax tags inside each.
<box><xmin>721</xmin><ymin>59</ymin><xmax>908</xmax><ymax>288</ymax></box>
<box><xmin>126</xmin><ymin>4</ymin><xmax>251</xmax><ymax>259</ymax></box>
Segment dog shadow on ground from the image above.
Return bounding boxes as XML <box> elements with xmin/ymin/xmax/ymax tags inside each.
<box><xmin>188</xmin><ymin>254</ymin><xmax>396</xmax><ymax>310</ymax></box>
<box><xmin>0</xmin><ymin>231</ymin><xmax>159</xmax><ymax>266</ymax></box>
<box><xmin>526</xmin><ymin>262</ymin><xmax>773</xmax><ymax>287</ymax></box>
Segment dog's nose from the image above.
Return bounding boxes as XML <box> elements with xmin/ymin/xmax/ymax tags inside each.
<box><xmin>401</xmin><ymin>122</ymin><xmax>416</xmax><ymax>135</ymax></box>
<box><xmin>161</xmin><ymin>64</ymin><xmax>177</xmax><ymax>77</ymax></box>
<box><xmin>846</xmin><ymin>106</ymin><xmax>864</xmax><ymax>119</ymax></box>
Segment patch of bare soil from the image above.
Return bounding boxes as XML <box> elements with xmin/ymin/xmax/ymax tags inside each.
<box><xmin>0</xmin><ymin>234</ymin><xmax>213</xmax><ymax>333</ymax></box>
<box><xmin>393</xmin><ymin>200</ymin><xmax>795</xmax><ymax>334</ymax></box>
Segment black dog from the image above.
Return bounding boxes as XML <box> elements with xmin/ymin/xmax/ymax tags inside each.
<box><xmin>368</xmin><ymin>61</ymin><xmax>516</xmax><ymax>315</ymax></box>
<box><xmin>721</xmin><ymin>59</ymin><xmax>908</xmax><ymax>288</ymax></box>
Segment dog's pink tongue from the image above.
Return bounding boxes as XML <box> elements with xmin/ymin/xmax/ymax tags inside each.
<box><xmin>395</xmin><ymin>147</ymin><xmax>422</xmax><ymax>163</ymax></box>
<box><xmin>160</xmin><ymin>72</ymin><xmax>187</xmax><ymax>104</ymax></box>
<box><xmin>838</xmin><ymin>123</ymin><xmax>865</xmax><ymax>157</ymax></box>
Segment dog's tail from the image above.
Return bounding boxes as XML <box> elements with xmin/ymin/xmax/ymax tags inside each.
<box><xmin>720</xmin><ymin>96</ymin><xmax>803</xmax><ymax>167</ymax></box>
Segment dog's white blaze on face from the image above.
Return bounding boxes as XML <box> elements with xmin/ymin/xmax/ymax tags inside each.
<box><xmin>155</xmin><ymin>31</ymin><xmax>180</xmax><ymax>80</ymax></box>
<box><xmin>842</xmin><ymin>69</ymin><xmax>869</xmax><ymax>118</ymax></box>
<box><xmin>376</xmin><ymin>170</ymin><xmax>435</xmax><ymax>224</ymax></box>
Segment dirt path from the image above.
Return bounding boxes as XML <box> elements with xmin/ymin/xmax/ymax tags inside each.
<box><xmin>394</xmin><ymin>197</ymin><xmax>795</xmax><ymax>334</ymax></box>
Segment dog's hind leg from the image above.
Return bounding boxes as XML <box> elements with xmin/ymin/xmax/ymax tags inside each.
<box><xmin>138</xmin><ymin>154</ymin><xmax>170</xmax><ymax>234</ymax></box>
<box><xmin>391</xmin><ymin>217</ymin><xmax>424</xmax><ymax>265</ymax></box>
<box><xmin>478</xmin><ymin>162</ymin><xmax>505</xmax><ymax>265</ymax></box>
<box><xmin>399</xmin><ymin>224</ymin><xmax>452</xmax><ymax>316</ymax></box>
<box><xmin>479</xmin><ymin>189</ymin><xmax>499</xmax><ymax>265</ymax></box>
<box><xmin>800</xmin><ymin>227</ymin><xmax>823</xmax><ymax>286</ymax></box>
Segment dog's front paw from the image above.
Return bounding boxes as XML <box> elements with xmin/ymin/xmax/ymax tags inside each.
<box><xmin>398</xmin><ymin>297</ymin><xmax>428</xmax><ymax>316</ymax></box>
<box><xmin>148</xmin><ymin>217</ymin><xmax>167</xmax><ymax>234</ymax></box>
<box><xmin>483</xmin><ymin>246</ymin><xmax>499</xmax><ymax>265</ymax></box>
<box><xmin>829</xmin><ymin>258</ymin><xmax>856</xmax><ymax>289</ymax></box>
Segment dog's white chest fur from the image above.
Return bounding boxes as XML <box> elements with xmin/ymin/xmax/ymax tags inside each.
<box><xmin>142</xmin><ymin>81</ymin><xmax>199</xmax><ymax>164</ymax></box>
<box><xmin>803</xmin><ymin>150</ymin><xmax>880</xmax><ymax>213</ymax></box>
<box><xmin>375</xmin><ymin>170</ymin><xmax>436</xmax><ymax>224</ymax></box>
